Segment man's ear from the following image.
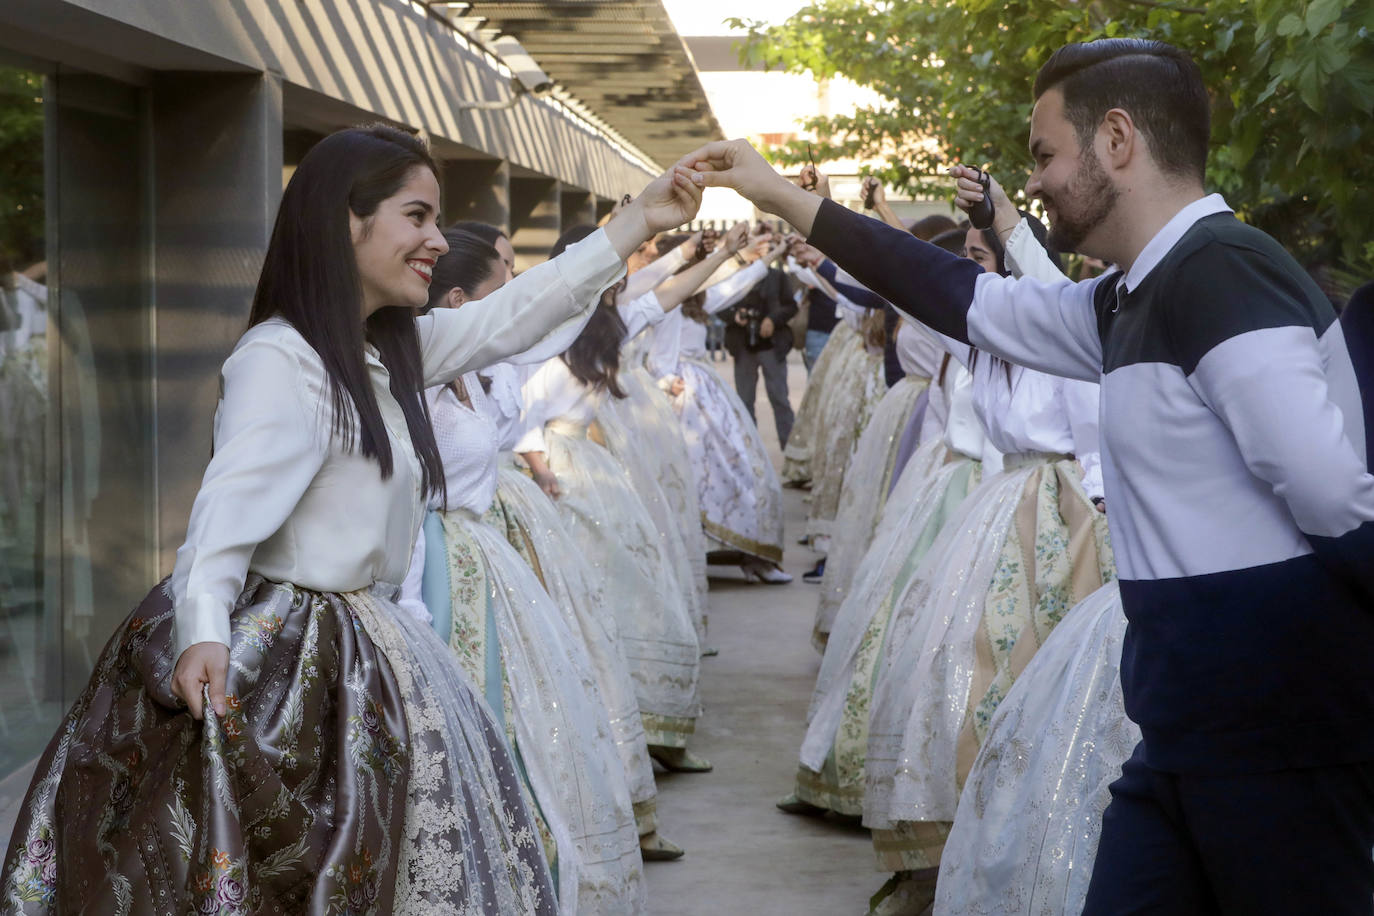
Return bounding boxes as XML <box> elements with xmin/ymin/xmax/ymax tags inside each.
<box><xmin>1100</xmin><ymin>108</ymin><xmax>1137</xmax><ymax>171</ymax></box>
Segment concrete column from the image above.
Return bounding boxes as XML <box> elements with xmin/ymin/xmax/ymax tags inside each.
<box><xmin>509</xmin><ymin>176</ymin><xmax>561</xmax><ymax>273</ymax></box>
<box><xmin>442</xmin><ymin>158</ymin><xmax>510</xmax><ymax>234</ymax></box>
<box><xmin>151</xmin><ymin>71</ymin><xmax>283</xmax><ymax>567</ymax></box>
<box><xmin>560</xmin><ymin>187</ymin><xmax>597</xmax><ymax>231</ymax></box>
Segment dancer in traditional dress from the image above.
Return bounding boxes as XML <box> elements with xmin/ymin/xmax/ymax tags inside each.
<box><xmin>517</xmin><ymin>229</ymin><xmax>727</xmax><ymax>775</ymax></box>
<box><xmin>399</xmin><ymin>229</ymin><xmax>645</xmax><ymax>911</ymax></box>
<box><xmin>778</xmin><ymin>237</ymin><xmax>1002</xmax><ymax>827</ymax></box>
<box><xmin>0</xmin><ymin>125</ymin><xmax>703</xmax><ymax>914</ymax></box>
<box><xmin>648</xmin><ymin>224</ymin><xmax>792</xmax><ymax>583</ymax></box>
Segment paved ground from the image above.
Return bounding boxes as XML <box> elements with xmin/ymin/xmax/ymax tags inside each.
<box><xmin>644</xmin><ymin>350</ymin><xmax>879</xmax><ymax>915</ymax></box>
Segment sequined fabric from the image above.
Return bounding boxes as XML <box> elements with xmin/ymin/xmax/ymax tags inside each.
<box><xmin>797</xmin><ymin>448</ymin><xmax>982</xmax><ymax>816</ymax></box>
<box><xmin>936</xmin><ymin>583</ymin><xmax>1137</xmax><ymax>914</ymax></box>
<box><xmin>813</xmin><ymin>374</ymin><xmax>932</xmax><ymax>647</ymax></box>
<box><xmin>863</xmin><ymin>460</ymin><xmax>1115</xmax><ymax>869</ymax></box>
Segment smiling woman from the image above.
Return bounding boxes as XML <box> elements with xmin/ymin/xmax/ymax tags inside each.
<box><xmin>0</xmin><ymin>122</ymin><xmax>703</xmax><ymax>914</ymax></box>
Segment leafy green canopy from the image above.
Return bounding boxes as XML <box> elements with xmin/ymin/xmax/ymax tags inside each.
<box><xmin>730</xmin><ymin>0</ymin><xmax>1374</xmax><ymax>276</ymax></box>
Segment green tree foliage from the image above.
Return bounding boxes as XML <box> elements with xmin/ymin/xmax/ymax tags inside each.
<box><xmin>0</xmin><ymin>67</ymin><xmax>46</xmax><ymax>274</ymax></box>
<box><xmin>730</xmin><ymin>0</ymin><xmax>1374</xmax><ymax>275</ymax></box>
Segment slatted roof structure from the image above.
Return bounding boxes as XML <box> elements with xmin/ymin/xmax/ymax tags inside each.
<box><xmin>437</xmin><ymin>0</ymin><xmax>724</xmax><ymax>170</ymax></box>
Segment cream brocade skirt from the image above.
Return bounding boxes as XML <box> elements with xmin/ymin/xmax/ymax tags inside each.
<box><xmin>795</xmin><ymin>441</ymin><xmax>981</xmax><ymax>816</ymax></box>
<box><xmin>596</xmin><ymin>366</ymin><xmax>710</xmax><ymax>642</ymax></box>
<box><xmin>813</xmin><ymin>373</ymin><xmax>930</xmax><ymax>647</ymax></box>
<box><xmin>804</xmin><ymin>343</ymin><xmax>889</xmax><ymax>543</ymax></box>
<box><xmin>936</xmin><ymin>582</ymin><xmax>1137</xmax><ymax>915</ymax></box>
<box><xmin>782</xmin><ymin>322</ymin><xmax>860</xmax><ymax>484</ymax></box>
<box><xmin>492</xmin><ymin>465</ymin><xmax>660</xmax><ymax>834</ymax></box>
<box><xmin>543</xmin><ymin>422</ymin><xmax>702</xmax><ymax>748</ymax></box>
<box><xmin>673</xmin><ymin>355</ymin><xmax>784</xmax><ymax>563</ymax></box>
<box><xmin>426</xmin><ymin>508</ymin><xmax>645</xmax><ymax>915</ymax></box>
<box><xmin>863</xmin><ymin>458</ymin><xmax>1116</xmax><ymax>871</ymax></box>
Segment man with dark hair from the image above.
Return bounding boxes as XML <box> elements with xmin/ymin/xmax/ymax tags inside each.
<box><xmin>680</xmin><ymin>35</ymin><xmax>1374</xmax><ymax>913</ymax></box>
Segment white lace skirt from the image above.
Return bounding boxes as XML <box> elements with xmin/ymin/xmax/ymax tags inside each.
<box><xmin>596</xmin><ymin>368</ymin><xmax>710</xmax><ymax>642</ymax></box>
<box><xmin>493</xmin><ymin>465</ymin><xmax>659</xmax><ymax>826</ymax></box>
<box><xmin>425</xmin><ymin>510</ymin><xmax>645</xmax><ymax>915</ymax></box>
<box><xmin>673</xmin><ymin>355</ymin><xmax>784</xmax><ymax>562</ymax></box>
<box><xmin>864</xmin><ymin>460</ymin><xmax>1114</xmax><ymax>831</ymax></box>
<box><xmin>814</xmin><ymin>374</ymin><xmax>931</xmax><ymax>641</ymax></box>
<box><xmin>544</xmin><ymin>424</ymin><xmax>702</xmax><ymax>748</ymax></box>
<box><xmin>935</xmin><ymin>583</ymin><xmax>1137</xmax><ymax>915</ymax></box>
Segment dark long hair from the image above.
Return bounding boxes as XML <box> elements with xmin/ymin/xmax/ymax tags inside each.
<box><xmin>448</xmin><ymin>219</ymin><xmax>508</xmax><ymax>247</ymax></box>
<box><xmin>551</xmin><ymin>224</ymin><xmax>628</xmax><ymax>398</ymax></box>
<box><xmin>248</xmin><ymin>124</ymin><xmax>445</xmax><ymax>499</ymax></box>
<box><xmin>427</xmin><ymin>229</ymin><xmax>501</xmax><ymax>310</ymax></box>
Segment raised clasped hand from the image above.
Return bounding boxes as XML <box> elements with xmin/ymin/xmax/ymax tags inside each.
<box><xmin>949</xmin><ymin>164</ymin><xmax>1017</xmax><ymax>234</ymax></box>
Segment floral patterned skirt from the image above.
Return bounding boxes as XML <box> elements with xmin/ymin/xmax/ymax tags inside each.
<box><xmin>492</xmin><ymin>465</ymin><xmax>659</xmax><ymax>834</ymax></box>
<box><xmin>0</xmin><ymin>576</ymin><xmax>554</xmax><ymax>915</ymax></box>
<box><xmin>782</xmin><ymin>322</ymin><xmax>861</xmax><ymax>485</ymax></box>
<box><xmin>863</xmin><ymin>459</ymin><xmax>1116</xmax><ymax>871</ymax></box>
<box><xmin>812</xmin><ymin>374</ymin><xmax>930</xmax><ymax>647</ymax></box>
<box><xmin>596</xmin><ymin>367</ymin><xmax>710</xmax><ymax>643</ymax></box>
<box><xmin>936</xmin><ymin>582</ymin><xmax>1137</xmax><ymax>914</ymax></box>
<box><xmin>673</xmin><ymin>356</ymin><xmax>784</xmax><ymax>564</ymax></box>
<box><xmin>795</xmin><ymin>447</ymin><xmax>981</xmax><ymax>817</ymax></box>
<box><xmin>803</xmin><ymin>344</ymin><xmax>888</xmax><ymax>543</ymax></box>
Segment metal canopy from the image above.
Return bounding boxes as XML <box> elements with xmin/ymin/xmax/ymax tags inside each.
<box><xmin>455</xmin><ymin>0</ymin><xmax>723</xmax><ymax>170</ymax></box>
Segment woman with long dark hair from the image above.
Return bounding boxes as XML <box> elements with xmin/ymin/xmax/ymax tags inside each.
<box><xmin>397</xmin><ymin>227</ymin><xmax>648</xmax><ymax>910</ymax></box>
<box><xmin>0</xmin><ymin>124</ymin><xmax>701</xmax><ymax>913</ymax></box>
<box><xmin>516</xmin><ymin>223</ymin><xmax>728</xmax><ymax>776</ymax></box>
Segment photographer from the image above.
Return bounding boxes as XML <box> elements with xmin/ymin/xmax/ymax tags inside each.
<box><xmin>721</xmin><ymin>228</ymin><xmax>795</xmax><ymax>445</ymax></box>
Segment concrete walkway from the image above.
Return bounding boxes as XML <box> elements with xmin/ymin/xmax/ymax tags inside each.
<box><xmin>644</xmin><ymin>350</ymin><xmax>879</xmax><ymax>915</ymax></box>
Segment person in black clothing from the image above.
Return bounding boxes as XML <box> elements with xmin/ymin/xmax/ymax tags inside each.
<box><xmin>722</xmin><ymin>254</ymin><xmax>797</xmax><ymax>447</ymax></box>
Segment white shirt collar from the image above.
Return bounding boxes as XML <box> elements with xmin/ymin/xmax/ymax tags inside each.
<box><xmin>1122</xmin><ymin>193</ymin><xmax>1232</xmax><ymax>292</ymax></box>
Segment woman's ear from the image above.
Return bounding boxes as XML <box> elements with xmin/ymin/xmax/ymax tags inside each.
<box><xmin>350</xmin><ymin>210</ymin><xmax>370</xmax><ymax>244</ymax></box>
<box><xmin>446</xmin><ymin>286</ymin><xmax>469</xmax><ymax>309</ymax></box>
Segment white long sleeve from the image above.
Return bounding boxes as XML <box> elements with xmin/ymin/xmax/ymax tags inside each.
<box><xmin>619</xmin><ymin>243</ymin><xmax>686</xmax><ymax>303</ymax></box>
<box><xmin>419</xmin><ymin>227</ymin><xmax>624</xmax><ymax>384</ymax></box>
<box><xmin>170</xmin><ymin>332</ymin><xmax>329</xmax><ymax>658</ymax></box>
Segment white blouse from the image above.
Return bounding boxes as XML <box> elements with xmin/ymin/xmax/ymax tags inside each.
<box><xmin>514</xmin><ymin>357</ymin><xmax>599</xmax><ymax>455</ymax></box>
<box><xmin>647</xmin><ymin>260</ymin><xmax>768</xmax><ymax>377</ymax></box>
<box><xmin>169</xmin><ymin>228</ymin><xmax>625</xmax><ymax>658</ymax></box>
<box><xmin>939</xmin><ymin>220</ymin><xmax>1103</xmax><ymax>497</ymax></box>
<box><xmin>895</xmin><ymin>320</ymin><xmax>944</xmax><ymax>379</ymax></box>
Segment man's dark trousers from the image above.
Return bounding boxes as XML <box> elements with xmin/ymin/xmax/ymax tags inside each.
<box><xmin>1083</xmin><ymin>743</ymin><xmax>1374</xmax><ymax>914</ymax></box>
<box><xmin>733</xmin><ymin>344</ymin><xmax>793</xmax><ymax>447</ymax></box>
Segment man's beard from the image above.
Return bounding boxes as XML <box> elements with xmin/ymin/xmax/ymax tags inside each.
<box><xmin>1044</xmin><ymin>147</ymin><xmax>1119</xmax><ymax>254</ymax></box>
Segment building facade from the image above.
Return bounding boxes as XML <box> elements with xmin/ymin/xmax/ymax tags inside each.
<box><xmin>0</xmin><ymin>0</ymin><xmax>719</xmax><ymax>833</ymax></box>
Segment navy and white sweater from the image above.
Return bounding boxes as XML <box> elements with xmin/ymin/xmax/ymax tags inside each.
<box><xmin>808</xmin><ymin>195</ymin><xmax>1374</xmax><ymax>774</ymax></box>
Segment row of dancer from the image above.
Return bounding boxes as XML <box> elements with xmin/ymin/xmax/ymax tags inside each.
<box><xmin>774</xmin><ymin>164</ymin><xmax>1114</xmax><ymax>914</ymax></box>
<box><xmin>0</xmin><ymin>122</ymin><xmax>791</xmax><ymax>914</ymax></box>
<box><xmin>682</xmin><ymin>36</ymin><xmax>1374</xmax><ymax>916</ymax></box>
